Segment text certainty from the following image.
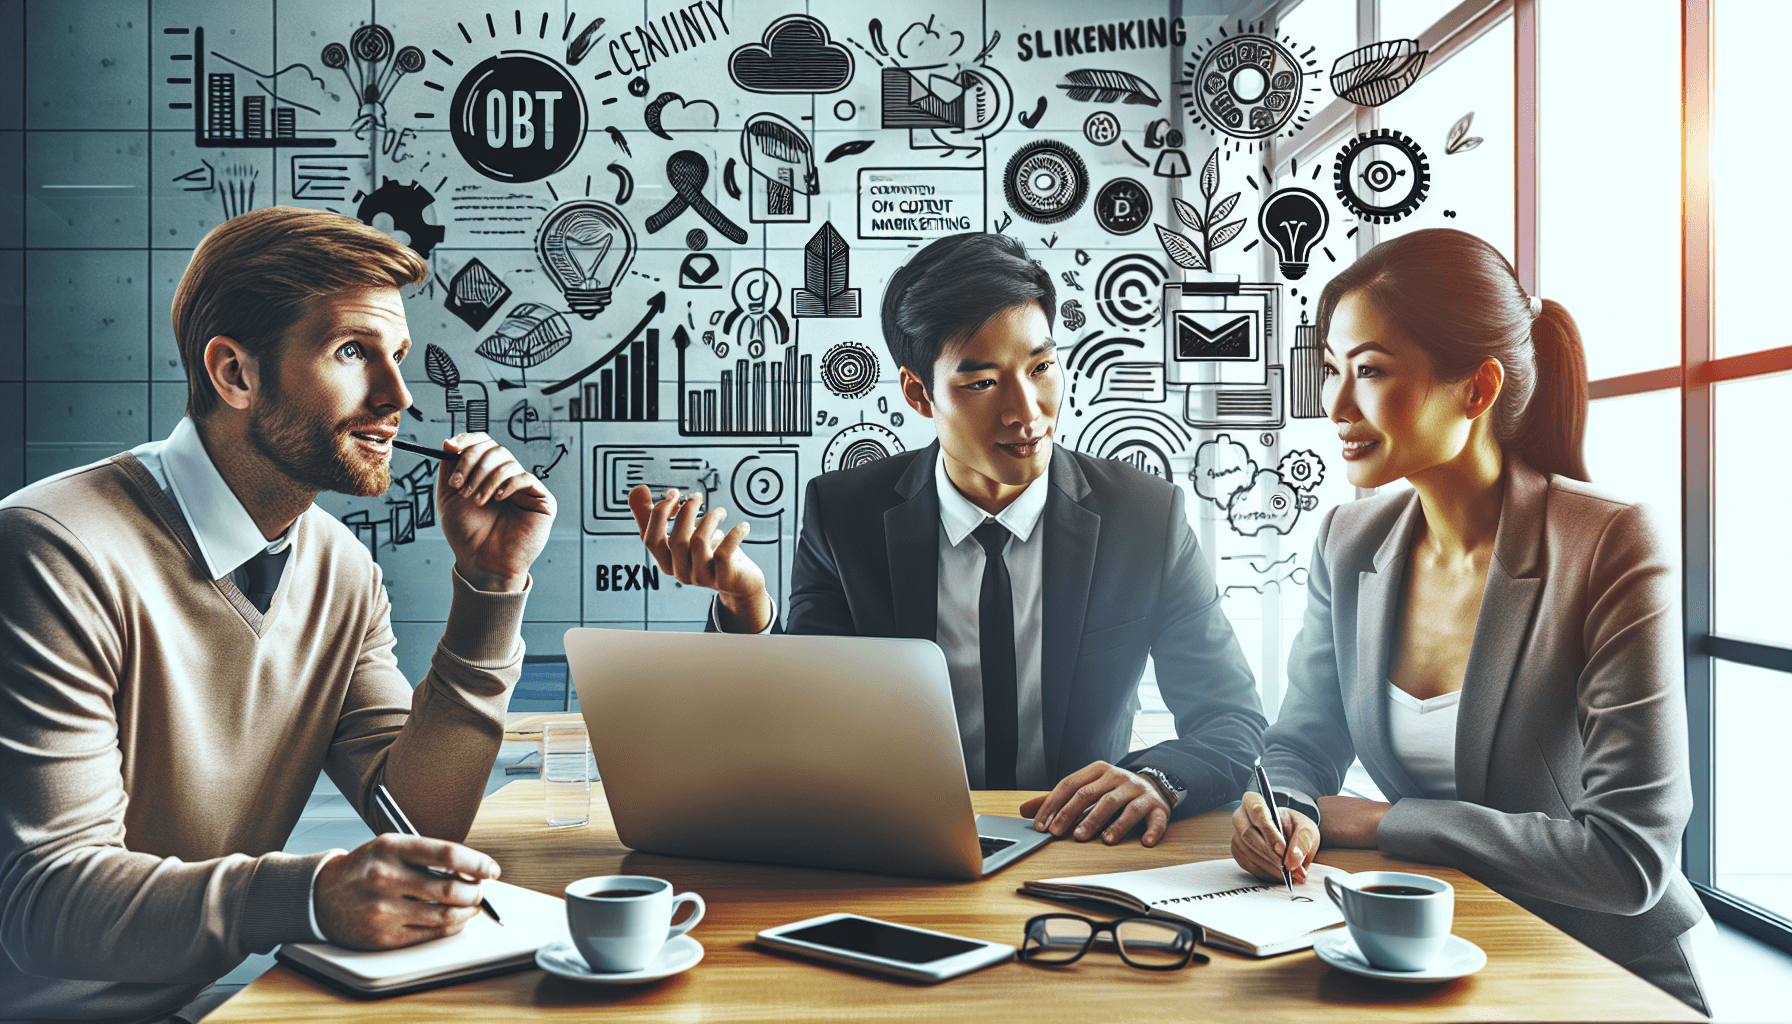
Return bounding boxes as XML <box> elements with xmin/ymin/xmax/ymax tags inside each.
<box><xmin>1015</xmin><ymin>17</ymin><xmax>1190</xmax><ymax>61</ymax></box>
<box><xmin>609</xmin><ymin>1</ymin><xmax>731</xmax><ymax>76</ymax></box>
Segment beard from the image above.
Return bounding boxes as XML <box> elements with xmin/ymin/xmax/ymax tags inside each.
<box><xmin>247</xmin><ymin>384</ymin><xmax>394</xmax><ymax>498</ymax></box>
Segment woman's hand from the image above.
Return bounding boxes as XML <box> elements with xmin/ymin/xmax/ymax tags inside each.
<box><xmin>1230</xmin><ymin>791</ymin><xmax>1319</xmax><ymax>884</ymax></box>
<box><xmin>1316</xmin><ymin>796</ymin><xmax>1392</xmax><ymax>848</ymax></box>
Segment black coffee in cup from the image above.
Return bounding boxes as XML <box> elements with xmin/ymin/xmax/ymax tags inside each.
<box><xmin>1360</xmin><ymin>884</ymin><xmax>1433</xmax><ymax>896</ymax></box>
<box><xmin>584</xmin><ymin>888</ymin><xmax>658</xmax><ymax>899</ymax></box>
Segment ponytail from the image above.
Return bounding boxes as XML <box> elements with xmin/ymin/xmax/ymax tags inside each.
<box><xmin>1315</xmin><ymin>229</ymin><xmax>1592</xmax><ymax>483</ymax></box>
<box><xmin>1510</xmin><ymin>299</ymin><xmax>1589</xmax><ymax>481</ymax></box>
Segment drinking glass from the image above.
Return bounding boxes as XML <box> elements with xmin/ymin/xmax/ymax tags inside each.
<box><xmin>542</xmin><ymin>720</ymin><xmax>591</xmax><ymax>827</ymax></box>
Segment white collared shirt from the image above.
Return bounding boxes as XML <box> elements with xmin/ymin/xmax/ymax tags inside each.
<box><xmin>934</xmin><ymin>452</ymin><xmax>1051</xmax><ymax>790</ymax></box>
<box><xmin>130</xmin><ymin>417</ymin><xmax>294</xmax><ymax>579</ymax></box>
<box><xmin>130</xmin><ymin>417</ymin><xmax>333</xmax><ymax>941</ymax></box>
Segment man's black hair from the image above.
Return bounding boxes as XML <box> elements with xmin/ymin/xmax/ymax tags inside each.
<box><xmin>879</xmin><ymin>232</ymin><xmax>1056</xmax><ymax>392</ymax></box>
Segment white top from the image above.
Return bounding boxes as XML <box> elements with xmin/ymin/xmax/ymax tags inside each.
<box><xmin>1385</xmin><ymin>682</ymin><xmax>1459</xmax><ymax>800</ymax></box>
<box><xmin>933</xmin><ymin>450</ymin><xmax>1051</xmax><ymax>790</ymax></box>
<box><xmin>130</xmin><ymin>416</ymin><xmax>295</xmax><ymax>579</ymax></box>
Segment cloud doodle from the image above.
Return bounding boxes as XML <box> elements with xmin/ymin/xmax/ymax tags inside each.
<box><xmin>729</xmin><ymin>15</ymin><xmax>855</xmax><ymax>94</ymax></box>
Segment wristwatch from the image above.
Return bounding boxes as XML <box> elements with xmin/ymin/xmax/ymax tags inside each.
<box><xmin>1133</xmin><ymin>766</ymin><xmax>1186</xmax><ymax>809</ymax></box>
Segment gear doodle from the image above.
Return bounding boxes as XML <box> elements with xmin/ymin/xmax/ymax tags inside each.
<box><xmin>1278</xmin><ymin>449</ymin><xmax>1325</xmax><ymax>493</ymax></box>
<box><xmin>1333</xmin><ymin>129</ymin><xmax>1431</xmax><ymax>225</ymax></box>
<box><xmin>355</xmin><ymin>178</ymin><xmax>445</xmax><ymax>259</ymax></box>
<box><xmin>1003</xmin><ymin>140</ymin><xmax>1089</xmax><ymax>224</ymax></box>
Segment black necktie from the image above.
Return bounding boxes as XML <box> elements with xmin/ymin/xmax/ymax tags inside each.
<box><xmin>231</xmin><ymin>547</ymin><xmax>290</xmax><ymax>615</ymax></box>
<box><xmin>973</xmin><ymin>520</ymin><xmax>1018</xmax><ymax>790</ymax></box>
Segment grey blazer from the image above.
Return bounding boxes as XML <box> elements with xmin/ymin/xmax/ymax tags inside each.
<box><xmin>1264</xmin><ymin>460</ymin><xmax>1705</xmax><ymax>967</ymax></box>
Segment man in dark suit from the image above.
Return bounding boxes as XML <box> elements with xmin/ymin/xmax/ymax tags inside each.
<box><xmin>629</xmin><ymin>233</ymin><xmax>1263</xmax><ymax>847</ymax></box>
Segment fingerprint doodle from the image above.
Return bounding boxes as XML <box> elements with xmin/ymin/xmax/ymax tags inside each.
<box><xmin>1094</xmin><ymin>254</ymin><xmax>1167</xmax><ymax>329</ymax></box>
<box><xmin>819</xmin><ymin>342</ymin><xmax>880</xmax><ymax>400</ymax></box>
<box><xmin>825</xmin><ymin>423</ymin><xmax>905</xmax><ymax>473</ymax></box>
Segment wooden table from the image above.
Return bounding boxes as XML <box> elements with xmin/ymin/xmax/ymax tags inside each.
<box><xmin>211</xmin><ymin>782</ymin><xmax>1705</xmax><ymax>1022</ymax></box>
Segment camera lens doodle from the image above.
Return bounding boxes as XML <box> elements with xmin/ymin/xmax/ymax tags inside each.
<box><xmin>1003</xmin><ymin>140</ymin><xmax>1089</xmax><ymax>224</ymax></box>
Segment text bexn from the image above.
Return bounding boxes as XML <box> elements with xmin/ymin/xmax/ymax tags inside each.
<box><xmin>609</xmin><ymin>1</ymin><xmax>731</xmax><ymax>75</ymax></box>
<box><xmin>1015</xmin><ymin>17</ymin><xmax>1188</xmax><ymax>61</ymax></box>
<box><xmin>595</xmin><ymin>564</ymin><xmax>661</xmax><ymax>592</ymax></box>
<box><xmin>482</xmin><ymin>91</ymin><xmax>562</xmax><ymax>150</ymax></box>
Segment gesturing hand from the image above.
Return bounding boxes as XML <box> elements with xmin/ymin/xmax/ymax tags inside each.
<box><xmin>1019</xmin><ymin>761</ymin><xmax>1173</xmax><ymax>848</ymax></box>
<box><xmin>435</xmin><ymin>433</ymin><xmax>555</xmax><ymax>592</ymax></box>
<box><xmin>313</xmin><ymin>833</ymin><xmax>501</xmax><ymax>950</ymax></box>
<box><xmin>627</xmin><ymin>484</ymin><xmax>771</xmax><ymax>631</ymax></box>
<box><xmin>1231</xmin><ymin>790</ymin><xmax>1320</xmax><ymax>885</ymax></box>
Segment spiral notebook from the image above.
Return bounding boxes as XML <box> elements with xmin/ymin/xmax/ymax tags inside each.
<box><xmin>1021</xmin><ymin>859</ymin><xmax>1347</xmax><ymax>957</ymax></box>
<box><xmin>275</xmin><ymin>880</ymin><xmax>569</xmax><ymax>997</ymax></box>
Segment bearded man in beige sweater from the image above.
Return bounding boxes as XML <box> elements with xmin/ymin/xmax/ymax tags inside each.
<box><xmin>0</xmin><ymin>207</ymin><xmax>557</xmax><ymax>1023</ymax></box>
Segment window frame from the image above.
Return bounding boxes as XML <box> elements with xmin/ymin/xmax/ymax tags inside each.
<box><xmin>1271</xmin><ymin>0</ymin><xmax>1792</xmax><ymax>953</ymax></box>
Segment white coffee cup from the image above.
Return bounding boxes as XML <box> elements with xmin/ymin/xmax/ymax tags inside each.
<box><xmin>565</xmin><ymin>875</ymin><xmax>705</xmax><ymax>973</ymax></box>
<box><xmin>1323</xmin><ymin>870</ymin><xmax>1454</xmax><ymax>971</ymax></box>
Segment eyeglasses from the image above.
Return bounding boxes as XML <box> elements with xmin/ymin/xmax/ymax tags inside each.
<box><xmin>1019</xmin><ymin>914</ymin><xmax>1208</xmax><ymax>970</ymax></box>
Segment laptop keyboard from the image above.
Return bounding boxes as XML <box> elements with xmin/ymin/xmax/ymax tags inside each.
<box><xmin>979</xmin><ymin>836</ymin><xmax>1016</xmax><ymax>858</ymax></box>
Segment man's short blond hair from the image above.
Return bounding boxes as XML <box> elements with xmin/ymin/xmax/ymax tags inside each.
<box><xmin>171</xmin><ymin>206</ymin><xmax>429</xmax><ymax>417</ymax></box>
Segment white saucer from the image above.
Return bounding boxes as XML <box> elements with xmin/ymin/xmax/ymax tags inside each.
<box><xmin>535</xmin><ymin>935</ymin><xmax>704</xmax><ymax>984</ymax></box>
<box><xmin>1314</xmin><ymin>930</ymin><xmax>1486</xmax><ymax>983</ymax></box>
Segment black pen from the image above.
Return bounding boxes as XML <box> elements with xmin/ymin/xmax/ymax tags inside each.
<box><xmin>1252</xmin><ymin>763</ymin><xmax>1295</xmax><ymax>896</ymax></box>
<box><xmin>373</xmin><ymin>783</ymin><xmax>501</xmax><ymax>925</ymax></box>
<box><xmin>392</xmin><ymin>439</ymin><xmax>459</xmax><ymax>461</ymax></box>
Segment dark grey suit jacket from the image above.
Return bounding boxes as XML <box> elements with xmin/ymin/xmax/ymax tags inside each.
<box><xmin>716</xmin><ymin>442</ymin><xmax>1264</xmax><ymax>816</ymax></box>
<box><xmin>1265</xmin><ymin>460</ymin><xmax>1704</xmax><ymax>966</ymax></box>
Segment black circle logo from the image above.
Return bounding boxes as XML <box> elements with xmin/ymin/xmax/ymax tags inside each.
<box><xmin>1094</xmin><ymin>178</ymin><xmax>1151</xmax><ymax>235</ymax></box>
<box><xmin>1003</xmin><ymin>140</ymin><xmax>1088</xmax><ymax>224</ymax></box>
<box><xmin>451</xmin><ymin>51</ymin><xmax>587</xmax><ymax>183</ymax></box>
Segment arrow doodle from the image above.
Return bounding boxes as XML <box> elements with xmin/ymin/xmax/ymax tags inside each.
<box><xmin>541</xmin><ymin>291</ymin><xmax>668</xmax><ymax>395</ymax></box>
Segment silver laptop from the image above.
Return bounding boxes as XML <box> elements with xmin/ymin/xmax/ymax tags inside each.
<box><xmin>563</xmin><ymin>628</ymin><xmax>1051</xmax><ymax>881</ymax></box>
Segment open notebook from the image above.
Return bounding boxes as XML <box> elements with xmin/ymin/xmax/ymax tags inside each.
<box><xmin>1021</xmin><ymin>859</ymin><xmax>1347</xmax><ymax>957</ymax></box>
<box><xmin>276</xmin><ymin>880</ymin><xmax>569</xmax><ymax>996</ymax></box>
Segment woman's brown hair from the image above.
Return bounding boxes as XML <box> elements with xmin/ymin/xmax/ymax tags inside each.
<box><xmin>171</xmin><ymin>206</ymin><xmax>428</xmax><ymax>418</ymax></box>
<box><xmin>1314</xmin><ymin>228</ymin><xmax>1589</xmax><ymax>481</ymax></box>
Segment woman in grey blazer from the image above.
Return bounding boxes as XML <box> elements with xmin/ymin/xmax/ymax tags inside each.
<box><xmin>1229</xmin><ymin>229</ymin><xmax>1707</xmax><ymax>1013</ymax></box>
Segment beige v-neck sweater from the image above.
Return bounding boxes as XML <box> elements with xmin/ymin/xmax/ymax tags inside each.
<box><xmin>0</xmin><ymin>454</ymin><xmax>527</xmax><ymax>1022</ymax></box>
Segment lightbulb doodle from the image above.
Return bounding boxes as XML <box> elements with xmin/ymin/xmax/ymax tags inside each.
<box><xmin>1256</xmin><ymin>187</ymin><xmax>1328</xmax><ymax>280</ymax></box>
<box><xmin>536</xmin><ymin>199</ymin><xmax>636</xmax><ymax>318</ymax></box>
<box><xmin>1180</xmin><ymin>22</ymin><xmax>1322</xmax><ymax>153</ymax></box>
<box><xmin>1334</xmin><ymin>129</ymin><xmax>1430</xmax><ymax>224</ymax></box>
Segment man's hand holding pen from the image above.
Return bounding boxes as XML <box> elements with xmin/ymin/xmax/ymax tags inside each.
<box><xmin>432</xmin><ymin>432</ymin><xmax>555</xmax><ymax>593</ymax></box>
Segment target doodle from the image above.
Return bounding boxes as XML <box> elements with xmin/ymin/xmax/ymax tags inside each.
<box><xmin>1094</xmin><ymin>254</ymin><xmax>1167</xmax><ymax>329</ymax></box>
<box><xmin>1334</xmin><ymin>129</ymin><xmax>1431</xmax><ymax>224</ymax></box>
<box><xmin>819</xmin><ymin>342</ymin><xmax>881</xmax><ymax>400</ymax></box>
<box><xmin>824</xmin><ymin>422</ymin><xmax>905</xmax><ymax>473</ymax></box>
<box><xmin>1003</xmin><ymin>140</ymin><xmax>1089</xmax><ymax>224</ymax></box>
